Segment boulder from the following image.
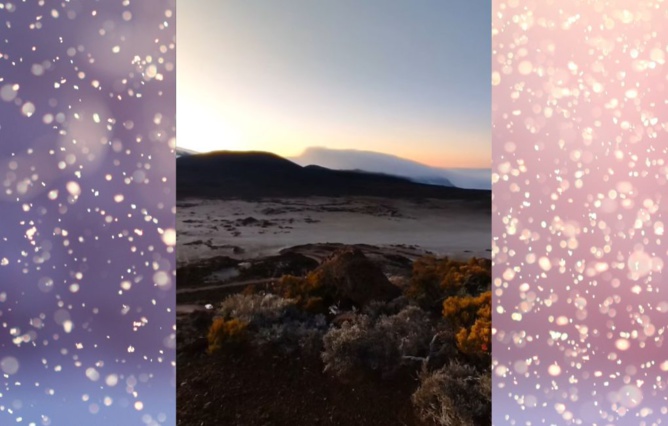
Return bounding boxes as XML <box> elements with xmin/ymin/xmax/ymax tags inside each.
<box><xmin>311</xmin><ymin>248</ymin><xmax>401</xmax><ymax>306</ymax></box>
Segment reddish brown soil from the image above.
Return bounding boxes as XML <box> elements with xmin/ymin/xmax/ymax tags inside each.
<box><xmin>177</xmin><ymin>342</ymin><xmax>426</xmax><ymax>426</ymax></box>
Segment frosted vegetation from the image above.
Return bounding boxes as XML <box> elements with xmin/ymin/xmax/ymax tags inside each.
<box><xmin>205</xmin><ymin>254</ymin><xmax>492</xmax><ymax>425</ymax></box>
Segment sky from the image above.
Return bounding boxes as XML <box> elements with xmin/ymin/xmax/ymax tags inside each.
<box><xmin>177</xmin><ymin>1</ymin><xmax>490</xmax><ymax>168</ymax></box>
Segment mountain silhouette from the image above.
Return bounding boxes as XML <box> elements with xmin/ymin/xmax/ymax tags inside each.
<box><xmin>177</xmin><ymin>151</ymin><xmax>489</xmax><ymax>204</ymax></box>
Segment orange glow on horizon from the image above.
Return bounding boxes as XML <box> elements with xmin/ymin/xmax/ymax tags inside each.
<box><xmin>178</xmin><ymin>90</ymin><xmax>489</xmax><ymax>169</ymax></box>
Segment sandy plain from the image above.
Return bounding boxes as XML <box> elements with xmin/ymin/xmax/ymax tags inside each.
<box><xmin>177</xmin><ymin>196</ymin><xmax>490</xmax><ymax>265</ymax></box>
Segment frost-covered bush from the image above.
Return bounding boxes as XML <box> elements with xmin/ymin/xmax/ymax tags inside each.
<box><xmin>254</xmin><ymin>315</ymin><xmax>327</xmax><ymax>354</ymax></box>
<box><xmin>321</xmin><ymin>305</ymin><xmax>432</xmax><ymax>378</ymax></box>
<box><xmin>214</xmin><ymin>293</ymin><xmax>327</xmax><ymax>353</ymax></box>
<box><xmin>361</xmin><ymin>296</ymin><xmax>410</xmax><ymax>319</ymax></box>
<box><xmin>411</xmin><ymin>361</ymin><xmax>491</xmax><ymax>426</ymax></box>
<box><xmin>217</xmin><ymin>293</ymin><xmax>298</xmax><ymax>325</ymax></box>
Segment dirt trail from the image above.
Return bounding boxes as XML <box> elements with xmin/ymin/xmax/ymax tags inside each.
<box><xmin>176</xmin><ymin>278</ymin><xmax>275</xmax><ymax>294</ymax></box>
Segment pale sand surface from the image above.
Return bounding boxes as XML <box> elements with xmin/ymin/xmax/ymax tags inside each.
<box><xmin>177</xmin><ymin>197</ymin><xmax>490</xmax><ymax>265</ymax></box>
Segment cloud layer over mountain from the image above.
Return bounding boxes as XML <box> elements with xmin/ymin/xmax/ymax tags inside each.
<box><xmin>291</xmin><ymin>147</ymin><xmax>491</xmax><ymax>190</ymax></box>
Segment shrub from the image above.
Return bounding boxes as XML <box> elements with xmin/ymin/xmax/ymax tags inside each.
<box><xmin>411</xmin><ymin>361</ymin><xmax>491</xmax><ymax>426</ymax></box>
<box><xmin>218</xmin><ymin>293</ymin><xmax>297</xmax><ymax>326</ymax></box>
<box><xmin>214</xmin><ymin>293</ymin><xmax>327</xmax><ymax>353</ymax></box>
<box><xmin>457</xmin><ymin>310</ymin><xmax>491</xmax><ymax>355</ymax></box>
<box><xmin>443</xmin><ymin>291</ymin><xmax>491</xmax><ymax>355</ymax></box>
<box><xmin>277</xmin><ymin>249</ymin><xmax>401</xmax><ymax>310</ymax></box>
<box><xmin>207</xmin><ymin>318</ymin><xmax>248</xmax><ymax>354</ymax></box>
<box><xmin>252</xmin><ymin>315</ymin><xmax>327</xmax><ymax>354</ymax></box>
<box><xmin>321</xmin><ymin>306</ymin><xmax>432</xmax><ymax>379</ymax></box>
<box><xmin>442</xmin><ymin>257</ymin><xmax>491</xmax><ymax>295</ymax></box>
<box><xmin>275</xmin><ymin>274</ymin><xmax>335</xmax><ymax>313</ymax></box>
<box><xmin>405</xmin><ymin>257</ymin><xmax>491</xmax><ymax>310</ymax></box>
<box><xmin>361</xmin><ymin>296</ymin><xmax>410</xmax><ymax>319</ymax></box>
<box><xmin>321</xmin><ymin>316</ymin><xmax>370</xmax><ymax>378</ymax></box>
<box><xmin>405</xmin><ymin>256</ymin><xmax>450</xmax><ymax>308</ymax></box>
<box><xmin>422</xmin><ymin>326</ymin><xmax>460</xmax><ymax>370</ymax></box>
<box><xmin>276</xmin><ymin>275</ymin><xmax>315</xmax><ymax>301</ymax></box>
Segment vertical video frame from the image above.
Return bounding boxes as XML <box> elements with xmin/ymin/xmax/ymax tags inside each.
<box><xmin>176</xmin><ymin>2</ymin><xmax>492</xmax><ymax>425</ymax></box>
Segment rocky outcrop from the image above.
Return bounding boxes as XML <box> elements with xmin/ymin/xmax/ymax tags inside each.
<box><xmin>311</xmin><ymin>248</ymin><xmax>401</xmax><ymax>306</ymax></box>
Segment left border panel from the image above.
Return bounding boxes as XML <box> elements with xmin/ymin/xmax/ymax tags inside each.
<box><xmin>0</xmin><ymin>1</ymin><xmax>176</xmax><ymax>424</ymax></box>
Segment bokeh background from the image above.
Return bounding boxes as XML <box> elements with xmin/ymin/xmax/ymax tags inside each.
<box><xmin>493</xmin><ymin>0</ymin><xmax>667</xmax><ymax>423</ymax></box>
<box><xmin>0</xmin><ymin>1</ymin><xmax>176</xmax><ymax>424</ymax></box>
<box><xmin>6</xmin><ymin>1</ymin><xmax>668</xmax><ymax>424</ymax></box>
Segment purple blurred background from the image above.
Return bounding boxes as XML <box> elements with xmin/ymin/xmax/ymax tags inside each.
<box><xmin>0</xmin><ymin>1</ymin><xmax>175</xmax><ymax>424</ymax></box>
<box><xmin>493</xmin><ymin>1</ymin><xmax>667</xmax><ymax>424</ymax></box>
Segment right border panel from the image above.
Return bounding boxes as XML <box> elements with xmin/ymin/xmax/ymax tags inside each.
<box><xmin>492</xmin><ymin>1</ymin><xmax>667</xmax><ymax>423</ymax></box>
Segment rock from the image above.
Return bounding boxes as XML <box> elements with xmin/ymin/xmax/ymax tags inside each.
<box><xmin>311</xmin><ymin>248</ymin><xmax>401</xmax><ymax>306</ymax></box>
<box><xmin>240</xmin><ymin>216</ymin><xmax>258</xmax><ymax>226</ymax></box>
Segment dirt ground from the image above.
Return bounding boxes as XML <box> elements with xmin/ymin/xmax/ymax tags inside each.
<box><xmin>177</xmin><ymin>197</ymin><xmax>490</xmax><ymax>264</ymax></box>
<box><xmin>177</xmin><ymin>336</ymin><xmax>426</xmax><ymax>426</ymax></box>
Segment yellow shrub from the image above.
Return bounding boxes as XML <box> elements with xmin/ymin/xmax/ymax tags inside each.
<box><xmin>443</xmin><ymin>291</ymin><xmax>491</xmax><ymax>355</ymax></box>
<box><xmin>277</xmin><ymin>274</ymin><xmax>320</xmax><ymax>299</ymax></box>
<box><xmin>405</xmin><ymin>256</ymin><xmax>455</xmax><ymax>306</ymax></box>
<box><xmin>207</xmin><ymin>318</ymin><xmax>248</xmax><ymax>354</ymax></box>
<box><xmin>276</xmin><ymin>273</ymin><xmax>332</xmax><ymax>313</ymax></box>
<box><xmin>406</xmin><ymin>257</ymin><xmax>491</xmax><ymax>309</ymax></box>
<box><xmin>441</xmin><ymin>258</ymin><xmax>491</xmax><ymax>294</ymax></box>
<box><xmin>455</xmin><ymin>315</ymin><xmax>491</xmax><ymax>355</ymax></box>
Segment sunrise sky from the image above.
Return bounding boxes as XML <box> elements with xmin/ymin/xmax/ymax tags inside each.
<box><xmin>177</xmin><ymin>1</ymin><xmax>490</xmax><ymax>168</ymax></box>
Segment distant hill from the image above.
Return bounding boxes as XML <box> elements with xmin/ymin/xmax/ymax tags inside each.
<box><xmin>291</xmin><ymin>147</ymin><xmax>490</xmax><ymax>190</ymax></box>
<box><xmin>177</xmin><ymin>151</ymin><xmax>490</xmax><ymax>205</ymax></box>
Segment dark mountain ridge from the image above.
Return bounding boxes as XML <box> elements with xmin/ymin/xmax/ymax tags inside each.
<box><xmin>177</xmin><ymin>151</ymin><xmax>490</xmax><ymax>205</ymax></box>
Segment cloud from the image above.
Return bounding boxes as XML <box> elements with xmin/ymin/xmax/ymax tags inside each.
<box><xmin>291</xmin><ymin>147</ymin><xmax>491</xmax><ymax>190</ymax></box>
